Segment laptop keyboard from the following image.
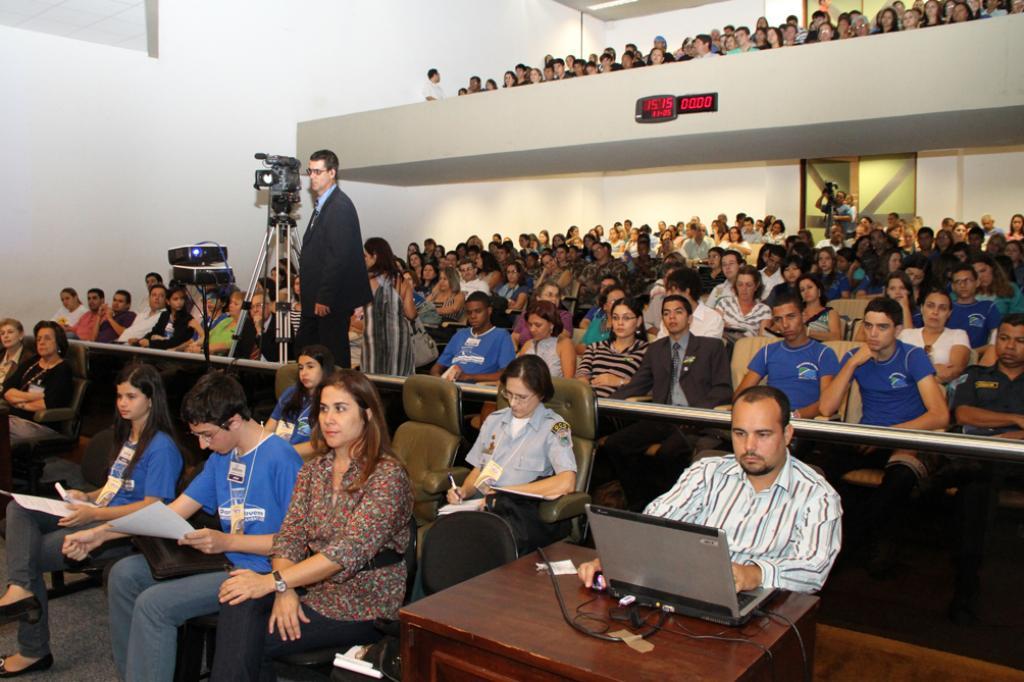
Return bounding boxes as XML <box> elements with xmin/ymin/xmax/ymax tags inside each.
<box><xmin>736</xmin><ymin>592</ymin><xmax>758</xmax><ymax>609</ymax></box>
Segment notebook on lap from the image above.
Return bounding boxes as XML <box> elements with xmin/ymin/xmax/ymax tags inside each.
<box><xmin>585</xmin><ymin>504</ymin><xmax>776</xmax><ymax>626</ymax></box>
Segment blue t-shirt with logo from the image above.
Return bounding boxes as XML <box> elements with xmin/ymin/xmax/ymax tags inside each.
<box><xmin>843</xmin><ymin>340</ymin><xmax>935</xmax><ymax>427</ymax></box>
<box><xmin>183</xmin><ymin>434</ymin><xmax>303</xmax><ymax>571</ymax></box>
<box><xmin>438</xmin><ymin>326</ymin><xmax>516</xmax><ymax>377</ymax></box>
<box><xmin>269</xmin><ymin>386</ymin><xmax>313</xmax><ymax>445</ymax></box>
<box><xmin>823</xmin><ymin>274</ymin><xmax>851</xmax><ymax>302</ymax></box>
<box><xmin>748</xmin><ymin>340</ymin><xmax>840</xmax><ymax>410</ymax></box>
<box><xmin>109</xmin><ymin>431</ymin><xmax>183</xmax><ymax>507</ymax></box>
<box><xmin>948</xmin><ymin>300</ymin><xmax>1001</xmax><ymax>349</ymax></box>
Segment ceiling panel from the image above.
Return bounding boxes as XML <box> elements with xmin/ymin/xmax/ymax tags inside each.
<box><xmin>0</xmin><ymin>0</ymin><xmax>147</xmax><ymax>51</ymax></box>
<box><xmin>551</xmin><ymin>0</ymin><xmax>729</xmax><ymax>21</ymax></box>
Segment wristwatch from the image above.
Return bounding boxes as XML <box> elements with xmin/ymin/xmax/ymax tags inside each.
<box><xmin>272</xmin><ymin>570</ymin><xmax>287</xmax><ymax>593</ymax></box>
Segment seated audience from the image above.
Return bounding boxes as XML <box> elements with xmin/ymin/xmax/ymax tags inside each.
<box><xmin>118</xmin><ymin>284</ymin><xmax>167</xmax><ymax>344</ymax></box>
<box><xmin>577</xmin><ymin>298</ymin><xmax>649</xmax><ymax>397</ymax></box>
<box><xmin>736</xmin><ymin>292</ymin><xmax>839</xmax><ymax>418</ymax></box>
<box><xmin>578</xmin><ymin>241</ymin><xmax>628</xmax><ymax>308</ymax></box>
<box><xmin>511</xmin><ymin>281</ymin><xmax>572</xmax><ymax>347</ymax></box>
<box><xmin>204</xmin><ymin>290</ymin><xmax>258</xmax><ymax>358</ymax></box>
<box><xmin>517</xmin><ymin>300</ymin><xmax>575</xmax><ymax>378</ymax></box>
<box><xmin>138</xmin><ymin>286</ymin><xmax>193</xmax><ymax>350</ymax></box>
<box><xmin>653</xmin><ymin>268</ymin><xmax>725</xmax><ymax>339</ymax></box>
<box><xmin>899</xmin><ymin>290</ymin><xmax>970</xmax><ymax>383</ymax></box>
<box><xmin>429</xmin><ymin>265</ymin><xmax>465</xmax><ymax>322</ymax></box>
<box><xmin>949</xmin><ymin>263</ymin><xmax>1002</xmax><ymax>353</ymax></box>
<box><xmin>430</xmin><ymin>292</ymin><xmax>516</xmax><ymax>382</ymax></box>
<box><xmin>972</xmin><ymin>253</ymin><xmax>1024</xmax><ymax>315</ymax></box>
<box><xmin>51</xmin><ymin>288</ymin><xmax>85</xmax><ymax>330</ymax></box>
<box><xmin>605</xmin><ymin>295</ymin><xmax>732</xmax><ymax>510</ymax></box>
<box><xmin>496</xmin><ymin>261</ymin><xmax>530</xmax><ymax>315</ymax></box>
<box><xmin>765</xmin><ymin>254</ymin><xmax>806</xmax><ymax>306</ymax></box>
<box><xmin>63</xmin><ymin>372</ymin><xmax>303</xmax><ymax>682</ymax></box>
<box><xmin>715</xmin><ymin>265</ymin><xmax>772</xmax><ymax>339</ymax></box>
<box><xmin>95</xmin><ymin>290</ymin><xmax>137</xmax><ymax>343</ymax></box>
<box><xmin>66</xmin><ymin>288</ymin><xmax>104</xmax><ymax>341</ymax></box>
<box><xmin>0</xmin><ymin>318</ymin><xmax>33</xmax><ymax>387</ymax></box>
<box><xmin>798</xmin><ymin>274</ymin><xmax>842</xmax><ymax>342</ymax></box>
<box><xmin>0</xmin><ymin>364</ymin><xmax>183</xmax><ymax>677</ymax></box>
<box><xmin>210</xmin><ymin>369</ymin><xmax>413</xmax><ymax>679</ymax></box>
<box><xmin>264</xmin><ymin>345</ymin><xmax>334</xmax><ymax>460</ymax></box>
<box><xmin>758</xmin><ymin>244</ymin><xmax>786</xmax><ymax>300</ymax></box>
<box><xmin>819</xmin><ymin>298</ymin><xmax>948</xmax><ymax>574</ymax></box>
<box><xmin>458</xmin><ymin>258</ymin><xmax>490</xmax><ymax>296</ymax></box>
<box><xmin>705</xmin><ymin>249</ymin><xmax>743</xmax><ymax>309</ymax></box>
<box><xmin>952</xmin><ymin>314</ymin><xmax>1024</xmax><ymax>437</ymax></box>
<box><xmin>3</xmin><ymin>322</ymin><xmax>73</xmax><ymax>445</ymax></box>
<box><xmin>580</xmin><ymin>387</ymin><xmax>842</xmax><ymax>593</ymax></box>
<box><xmin>446</xmin><ymin>356</ymin><xmax>577</xmax><ymax>552</ymax></box>
<box><xmin>579</xmin><ymin>280</ymin><xmax>627</xmax><ymax>351</ymax></box>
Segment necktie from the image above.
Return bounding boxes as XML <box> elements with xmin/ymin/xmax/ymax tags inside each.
<box><xmin>304</xmin><ymin>207</ymin><xmax>320</xmax><ymax>243</ymax></box>
<box><xmin>670</xmin><ymin>342</ymin><xmax>685</xmax><ymax>406</ymax></box>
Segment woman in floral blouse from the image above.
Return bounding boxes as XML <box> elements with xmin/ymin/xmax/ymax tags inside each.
<box><xmin>211</xmin><ymin>369</ymin><xmax>413</xmax><ymax>681</ymax></box>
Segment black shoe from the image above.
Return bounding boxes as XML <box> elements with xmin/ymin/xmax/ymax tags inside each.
<box><xmin>0</xmin><ymin>654</ymin><xmax>54</xmax><ymax>678</ymax></box>
<box><xmin>0</xmin><ymin>597</ymin><xmax>41</xmax><ymax>626</ymax></box>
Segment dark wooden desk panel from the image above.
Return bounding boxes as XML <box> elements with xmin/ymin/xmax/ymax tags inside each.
<box><xmin>401</xmin><ymin>541</ymin><xmax>817</xmax><ymax>681</ymax></box>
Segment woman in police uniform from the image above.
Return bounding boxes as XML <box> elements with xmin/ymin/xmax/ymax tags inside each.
<box><xmin>264</xmin><ymin>345</ymin><xmax>334</xmax><ymax>460</ymax></box>
<box><xmin>447</xmin><ymin>355</ymin><xmax>577</xmax><ymax>551</ymax></box>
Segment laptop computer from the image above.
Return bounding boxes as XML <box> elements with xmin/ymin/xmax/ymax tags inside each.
<box><xmin>585</xmin><ymin>504</ymin><xmax>776</xmax><ymax>626</ymax></box>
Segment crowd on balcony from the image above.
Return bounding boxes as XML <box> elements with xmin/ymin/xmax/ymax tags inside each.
<box><xmin>421</xmin><ymin>0</ymin><xmax>1022</xmax><ymax>98</ymax></box>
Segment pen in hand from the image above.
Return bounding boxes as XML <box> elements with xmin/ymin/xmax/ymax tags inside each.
<box><xmin>448</xmin><ymin>473</ymin><xmax>462</xmax><ymax>501</ymax></box>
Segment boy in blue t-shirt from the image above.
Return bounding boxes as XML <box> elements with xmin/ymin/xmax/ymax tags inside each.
<box><xmin>819</xmin><ymin>298</ymin><xmax>949</xmax><ymax>576</ymax></box>
<box><xmin>737</xmin><ymin>292</ymin><xmax>839</xmax><ymax>418</ymax></box>
<box><xmin>64</xmin><ymin>372</ymin><xmax>303</xmax><ymax>682</ymax></box>
<box><xmin>949</xmin><ymin>263</ymin><xmax>1001</xmax><ymax>351</ymax></box>
<box><xmin>431</xmin><ymin>292</ymin><xmax>516</xmax><ymax>382</ymax></box>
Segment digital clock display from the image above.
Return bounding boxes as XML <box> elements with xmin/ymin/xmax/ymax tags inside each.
<box><xmin>635</xmin><ymin>95</ymin><xmax>677</xmax><ymax>122</ymax></box>
<box><xmin>677</xmin><ymin>92</ymin><xmax>718</xmax><ymax>114</ymax></box>
<box><xmin>635</xmin><ymin>92</ymin><xmax>719</xmax><ymax>123</ymax></box>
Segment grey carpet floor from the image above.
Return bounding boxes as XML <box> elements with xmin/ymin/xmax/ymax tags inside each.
<box><xmin>0</xmin><ymin>543</ymin><xmax>326</xmax><ymax>681</ymax></box>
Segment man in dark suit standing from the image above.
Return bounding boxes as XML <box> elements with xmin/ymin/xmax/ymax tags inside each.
<box><xmin>296</xmin><ymin>149</ymin><xmax>372</xmax><ymax>367</ymax></box>
<box><xmin>605</xmin><ymin>295</ymin><xmax>732</xmax><ymax>510</ymax></box>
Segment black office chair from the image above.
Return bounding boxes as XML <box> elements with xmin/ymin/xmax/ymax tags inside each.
<box><xmin>419</xmin><ymin>511</ymin><xmax>519</xmax><ymax>596</ymax></box>
<box><xmin>174</xmin><ymin>515</ymin><xmax>420</xmax><ymax>682</ymax></box>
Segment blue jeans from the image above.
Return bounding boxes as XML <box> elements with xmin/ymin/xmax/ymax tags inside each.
<box><xmin>107</xmin><ymin>554</ymin><xmax>226</xmax><ymax>682</ymax></box>
<box><xmin>4</xmin><ymin>500</ymin><xmax>133</xmax><ymax>658</ymax></box>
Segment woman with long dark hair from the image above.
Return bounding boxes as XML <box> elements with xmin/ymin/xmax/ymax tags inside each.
<box><xmin>0</xmin><ymin>364</ymin><xmax>182</xmax><ymax>676</ymax></box>
<box><xmin>264</xmin><ymin>345</ymin><xmax>334</xmax><ymax>460</ymax></box>
<box><xmin>210</xmin><ymin>369</ymin><xmax>413</xmax><ymax>680</ymax></box>
<box><xmin>3</xmin><ymin>321</ymin><xmax>74</xmax><ymax>445</ymax></box>
<box><xmin>139</xmin><ymin>286</ymin><xmax>193</xmax><ymax>350</ymax></box>
<box><xmin>576</xmin><ymin>298</ymin><xmax>649</xmax><ymax>397</ymax></box>
<box><xmin>363</xmin><ymin>237</ymin><xmax>416</xmax><ymax>376</ymax></box>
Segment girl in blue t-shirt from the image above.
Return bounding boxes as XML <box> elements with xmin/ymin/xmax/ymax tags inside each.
<box><xmin>0</xmin><ymin>363</ymin><xmax>183</xmax><ymax>676</ymax></box>
<box><xmin>264</xmin><ymin>345</ymin><xmax>334</xmax><ymax>460</ymax></box>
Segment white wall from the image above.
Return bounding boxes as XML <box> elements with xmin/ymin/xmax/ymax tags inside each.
<box><xmin>916</xmin><ymin>147</ymin><xmax>1024</xmax><ymax>228</ymax></box>
<box><xmin>0</xmin><ymin>0</ymin><xmax>597</xmax><ymax>324</ymax></box>
<box><xmin>603</xmin><ymin>0</ymin><xmax>771</xmax><ymax>52</ymax></box>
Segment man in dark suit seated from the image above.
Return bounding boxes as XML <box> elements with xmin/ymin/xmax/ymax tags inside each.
<box><xmin>604</xmin><ymin>295</ymin><xmax>732</xmax><ymax>511</ymax></box>
<box><xmin>296</xmin><ymin>149</ymin><xmax>372</xmax><ymax>368</ymax></box>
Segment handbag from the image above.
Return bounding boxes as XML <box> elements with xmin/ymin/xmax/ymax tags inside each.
<box><xmin>485</xmin><ymin>491</ymin><xmax>570</xmax><ymax>555</ymax></box>
<box><xmin>410</xmin><ymin>318</ymin><xmax>439</xmax><ymax>368</ymax></box>
<box><xmin>132</xmin><ymin>535</ymin><xmax>229</xmax><ymax>580</ymax></box>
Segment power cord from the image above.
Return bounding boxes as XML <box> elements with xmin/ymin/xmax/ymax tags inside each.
<box><xmin>536</xmin><ymin>547</ymin><xmax>665</xmax><ymax>642</ymax></box>
<box><xmin>654</xmin><ymin>615</ymin><xmax>776</xmax><ymax>682</ymax></box>
<box><xmin>755</xmin><ymin>608</ymin><xmax>810</xmax><ymax>682</ymax></box>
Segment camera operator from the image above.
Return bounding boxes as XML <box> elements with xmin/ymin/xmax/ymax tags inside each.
<box><xmin>296</xmin><ymin>149</ymin><xmax>372</xmax><ymax>368</ymax></box>
<box><xmin>815</xmin><ymin>184</ymin><xmax>854</xmax><ymax>239</ymax></box>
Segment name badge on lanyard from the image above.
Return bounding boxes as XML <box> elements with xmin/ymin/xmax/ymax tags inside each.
<box><xmin>96</xmin><ymin>442</ymin><xmax>137</xmax><ymax>507</ymax></box>
<box><xmin>228</xmin><ymin>460</ymin><xmax>248</xmax><ymax>535</ymax></box>
<box><xmin>274</xmin><ymin>420</ymin><xmax>295</xmax><ymax>441</ymax></box>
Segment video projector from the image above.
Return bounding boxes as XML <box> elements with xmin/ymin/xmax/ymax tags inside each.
<box><xmin>168</xmin><ymin>244</ymin><xmax>234</xmax><ymax>285</ymax></box>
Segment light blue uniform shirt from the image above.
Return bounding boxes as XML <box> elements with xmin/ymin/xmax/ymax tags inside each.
<box><xmin>466</xmin><ymin>405</ymin><xmax>577</xmax><ymax>492</ymax></box>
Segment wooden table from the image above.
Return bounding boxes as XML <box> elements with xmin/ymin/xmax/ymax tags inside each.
<box><xmin>401</xmin><ymin>542</ymin><xmax>817</xmax><ymax>681</ymax></box>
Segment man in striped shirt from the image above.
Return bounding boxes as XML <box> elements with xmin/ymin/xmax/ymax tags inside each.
<box><xmin>580</xmin><ymin>386</ymin><xmax>842</xmax><ymax>593</ymax></box>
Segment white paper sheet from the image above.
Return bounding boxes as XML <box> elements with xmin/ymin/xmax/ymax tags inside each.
<box><xmin>0</xmin><ymin>490</ymin><xmax>75</xmax><ymax>517</ymax></box>
<box><xmin>490</xmin><ymin>486</ymin><xmax>558</xmax><ymax>501</ymax></box>
<box><xmin>55</xmin><ymin>482</ymin><xmax>96</xmax><ymax>507</ymax></box>
<box><xmin>536</xmin><ymin>559</ymin><xmax>577</xmax><ymax>576</ymax></box>
<box><xmin>108</xmin><ymin>502</ymin><xmax>195</xmax><ymax>540</ymax></box>
<box><xmin>437</xmin><ymin>499</ymin><xmax>486</xmax><ymax>514</ymax></box>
